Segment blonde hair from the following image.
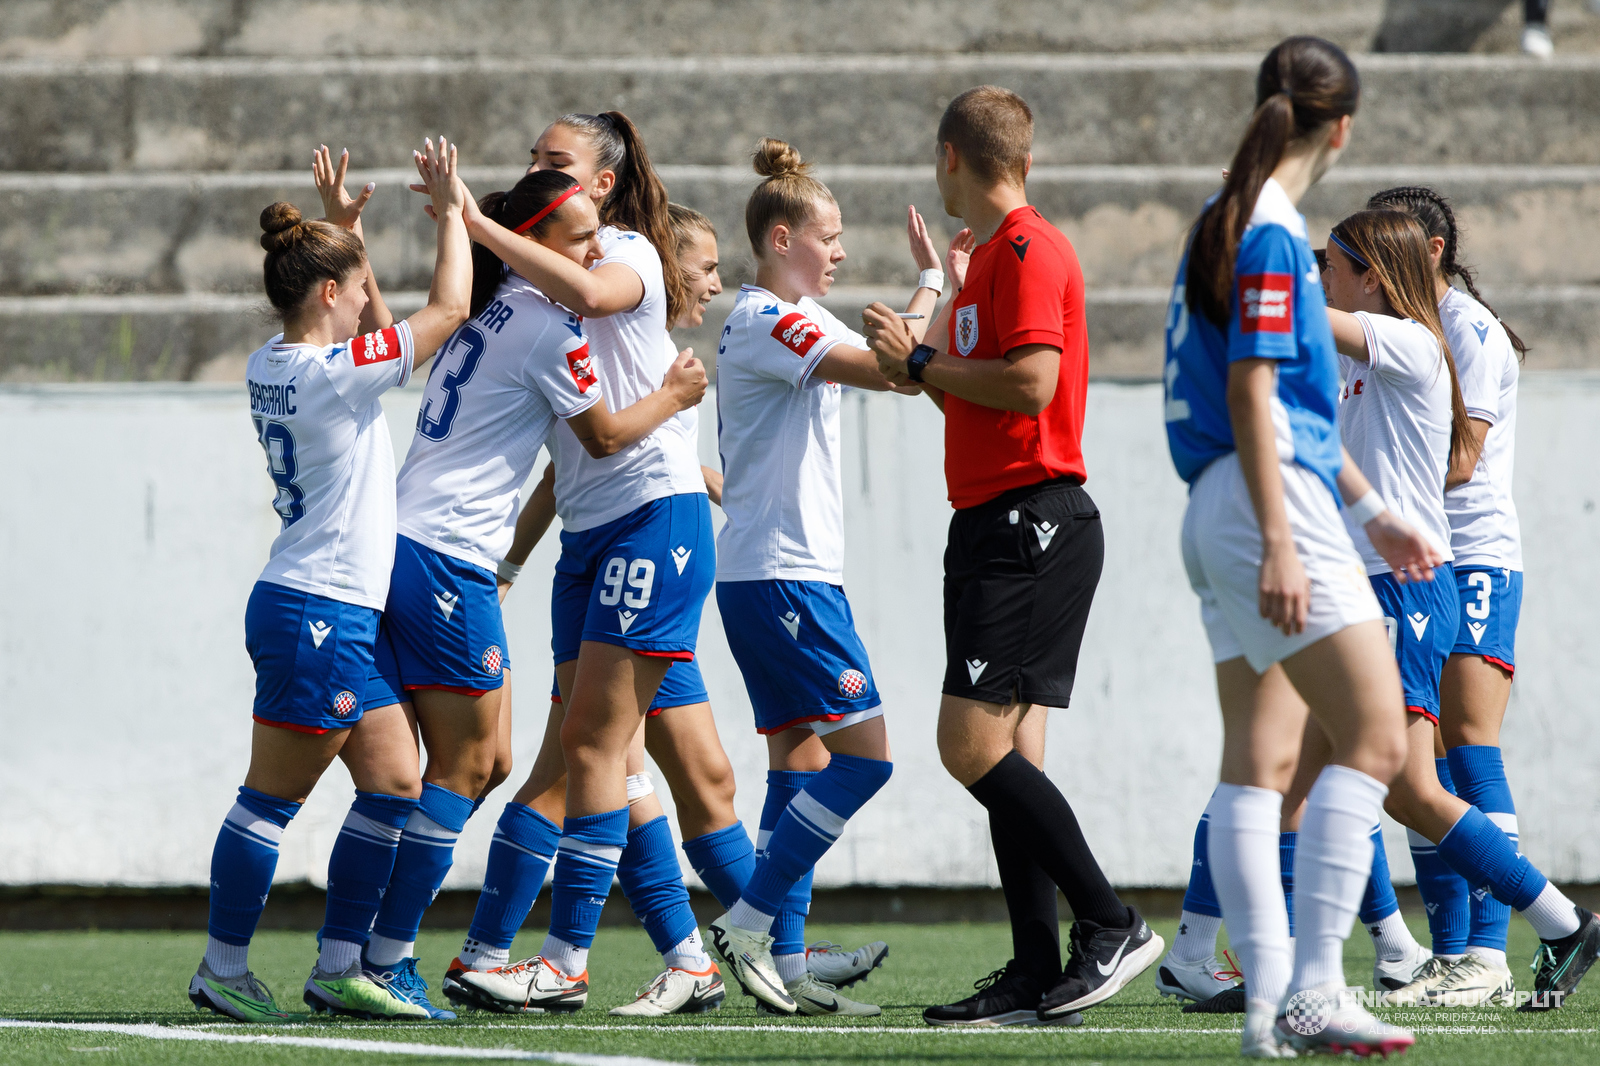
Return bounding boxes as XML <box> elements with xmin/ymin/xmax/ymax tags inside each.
<box><xmin>744</xmin><ymin>138</ymin><xmax>835</xmax><ymax>257</ymax></box>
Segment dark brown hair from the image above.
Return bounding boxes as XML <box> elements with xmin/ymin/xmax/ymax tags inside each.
<box><xmin>1331</xmin><ymin>209</ymin><xmax>1473</xmax><ymax>468</ymax></box>
<box><xmin>258</xmin><ymin>202</ymin><xmax>366</xmax><ymax>321</ymax></box>
<box><xmin>1186</xmin><ymin>37</ymin><xmax>1360</xmax><ymax>326</ymax></box>
<box><xmin>553</xmin><ymin>111</ymin><xmax>689</xmax><ymax>327</ymax></box>
<box><xmin>471</xmin><ymin>170</ymin><xmax>584</xmax><ymax>318</ymax></box>
<box><xmin>745</xmin><ymin>138</ymin><xmax>835</xmax><ymax>257</ymax></box>
<box><xmin>935</xmin><ymin>85</ymin><xmax>1033</xmax><ymax>187</ymax></box>
<box><xmin>1365</xmin><ymin>185</ymin><xmax>1528</xmax><ymax>361</ymax></box>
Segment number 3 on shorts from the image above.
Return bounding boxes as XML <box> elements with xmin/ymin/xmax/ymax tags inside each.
<box><xmin>1465</xmin><ymin>571</ymin><xmax>1492</xmax><ymax>620</ymax></box>
<box><xmin>599</xmin><ymin>557</ymin><xmax>657</xmax><ymax>609</ymax></box>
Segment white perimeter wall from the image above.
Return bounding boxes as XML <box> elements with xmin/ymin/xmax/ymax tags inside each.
<box><xmin>2</xmin><ymin>376</ymin><xmax>1598</xmax><ymax>890</ymax></box>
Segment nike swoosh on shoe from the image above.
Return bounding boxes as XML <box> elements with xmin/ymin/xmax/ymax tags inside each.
<box><xmin>1097</xmin><ymin>937</ymin><xmax>1130</xmax><ymax>977</ymax></box>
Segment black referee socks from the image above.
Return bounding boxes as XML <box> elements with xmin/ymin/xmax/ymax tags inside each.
<box><xmin>990</xmin><ymin>810</ymin><xmax>1061</xmax><ymax>981</ymax></box>
<box><xmin>969</xmin><ymin>750</ymin><xmax>1129</xmax><ymax>930</ymax></box>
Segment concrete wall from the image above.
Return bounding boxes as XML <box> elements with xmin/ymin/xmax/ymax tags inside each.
<box><xmin>2</xmin><ymin>377</ymin><xmax>1597</xmax><ymax>891</ymax></box>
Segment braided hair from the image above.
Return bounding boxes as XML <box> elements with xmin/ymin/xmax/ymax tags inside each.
<box><xmin>1366</xmin><ymin>185</ymin><xmax>1528</xmax><ymax>361</ymax></box>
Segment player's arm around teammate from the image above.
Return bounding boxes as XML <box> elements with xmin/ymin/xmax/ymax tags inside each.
<box><xmin>189</xmin><ymin>139</ymin><xmax>470</xmax><ymax>1024</ymax></box>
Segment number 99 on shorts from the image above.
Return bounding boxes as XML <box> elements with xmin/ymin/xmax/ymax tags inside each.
<box><xmin>599</xmin><ymin>557</ymin><xmax>656</xmax><ymax>609</ymax></box>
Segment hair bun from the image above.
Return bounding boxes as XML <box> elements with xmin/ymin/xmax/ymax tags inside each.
<box><xmin>259</xmin><ymin>202</ymin><xmax>306</xmax><ymax>252</ymax></box>
<box><xmin>752</xmin><ymin>137</ymin><xmax>810</xmax><ymax>179</ymax></box>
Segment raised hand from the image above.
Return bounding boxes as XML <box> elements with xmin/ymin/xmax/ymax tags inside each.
<box><xmin>313</xmin><ymin>145</ymin><xmax>374</xmax><ymax>230</ymax></box>
<box><xmin>945</xmin><ymin>228</ymin><xmax>976</xmax><ymax>293</ymax></box>
<box><xmin>908</xmin><ymin>206</ymin><xmax>941</xmax><ymax>271</ymax></box>
<box><xmin>411</xmin><ymin>136</ymin><xmax>468</xmax><ymax>220</ymax></box>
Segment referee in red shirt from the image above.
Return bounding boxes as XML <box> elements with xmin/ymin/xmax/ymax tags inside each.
<box><xmin>865</xmin><ymin>86</ymin><xmax>1161</xmax><ymax>1026</ymax></box>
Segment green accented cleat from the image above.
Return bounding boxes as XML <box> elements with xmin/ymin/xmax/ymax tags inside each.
<box><xmin>189</xmin><ymin>960</ymin><xmax>294</xmax><ymax>1023</ymax></box>
<box><xmin>303</xmin><ymin>961</ymin><xmax>431</xmax><ymax>1019</ymax></box>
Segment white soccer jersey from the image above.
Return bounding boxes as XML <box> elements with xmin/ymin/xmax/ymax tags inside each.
<box><xmin>396</xmin><ymin>276</ymin><xmax>602</xmax><ymax>572</ymax></box>
<box><xmin>715</xmin><ymin>284</ymin><xmax>866</xmax><ymax>583</ymax></box>
<box><xmin>544</xmin><ymin>226</ymin><xmax>704</xmax><ymax>532</ymax></box>
<box><xmin>1338</xmin><ymin>312</ymin><xmax>1455</xmax><ymax>575</ymax></box>
<box><xmin>247</xmin><ymin>320</ymin><xmax>415</xmax><ymax>610</ymax></box>
<box><xmin>1439</xmin><ymin>287</ymin><xmax>1522</xmax><ymax>569</ymax></box>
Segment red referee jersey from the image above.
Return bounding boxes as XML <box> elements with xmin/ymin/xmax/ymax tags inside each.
<box><xmin>943</xmin><ymin>206</ymin><xmax>1089</xmax><ymax>508</ymax></box>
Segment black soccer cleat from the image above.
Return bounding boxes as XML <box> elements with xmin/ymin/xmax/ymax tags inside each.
<box><xmin>1182</xmin><ymin>984</ymin><xmax>1247</xmax><ymax>1014</ymax></box>
<box><xmin>922</xmin><ymin>961</ymin><xmax>1080</xmax><ymax>1027</ymax></box>
<box><xmin>1037</xmin><ymin>907</ymin><xmax>1165</xmax><ymax>1018</ymax></box>
<box><xmin>1518</xmin><ymin>906</ymin><xmax>1600</xmax><ymax>1011</ymax></box>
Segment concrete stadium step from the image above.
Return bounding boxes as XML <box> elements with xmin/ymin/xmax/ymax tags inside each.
<box><xmin>6</xmin><ymin>54</ymin><xmax>1600</xmax><ymax>173</ymax></box>
<box><xmin>7</xmin><ymin>165</ymin><xmax>1599</xmax><ymax>299</ymax></box>
<box><xmin>5</xmin><ymin>284</ymin><xmax>1595</xmax><ymax>384</ymax></box>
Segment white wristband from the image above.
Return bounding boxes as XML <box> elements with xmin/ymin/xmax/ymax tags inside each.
<box><xmin>1347</xmin><ymin>489</ymin><xmax>1387</xmax><ymax>526</ymax></box>
<box><xmin>917</xmin><ymin>268</ymin><xmax>945</xmax><ymax>295</ymax></box>
<box><xmin>496</xmin><ymin>558</ymin><xmax>523</xmax><ymax>584</ymax></box>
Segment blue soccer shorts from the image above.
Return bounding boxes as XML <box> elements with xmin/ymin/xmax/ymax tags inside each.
<box><xmin>383</xmin><ymin>535</ymin><xmax>508</xmax><ymax>695</ymax></box>
<box><xmin>549</xmin><ymin>656</ymin><xmax>710</xmax><ymax>715</ymax></box>
<box><xmin>1371</xmin><ymin>563</ymin><xmax>1460</xmax><ymax>722</ymax></box>
<box><xmin>1452</xmin><ymin>566</ymin><xmax>1522</xmax><ymax>675</ymax></box>
<box><xmin>716</xmin><ymin>579</ymin><xmax>882</xmax><ymax>735</ymax></box>
<box><xmin>244</xmin><ymin>580</ymin><xmax>379</xmax><ymax>733</ymax></box>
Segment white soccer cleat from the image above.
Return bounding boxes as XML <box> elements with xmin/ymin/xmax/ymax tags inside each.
<box><xmin>1278</xmin><ymin>985</ymin><xmax>1414</xmax><ymax>1057</ymax></box>
<box><xmin>1374</xmin><ymin>940</ymin><xmax>1433</xmax><ymax>991</ymax></box>
<box><xmin>1426</xmin><ymin>952</ymin><xmax>1515</xmax><ymax>1007</ymax></box>
<box><xmin>762</xmin><ymin>972</ymin><xmax>882</xmax><ymax>1017</ymax></box>
<box><xmin>1379</xmin><ymin>954</ymin><xmax>1455</xmax><ymax>1006</ymax></box>
<box><xmin>708</xmin><ymin>912</ymin><xmax>795</xmax><ymax>1013</ymax></box>
<box><xmin>806</xmin><ymin>939</ymin><xmax>889</xmax><ymax>988</ymax></box>
<box><xmin>608</xmin><ymin>964</ymin><xmax>725</xmax><ymax>1016</ymax></box>
<box><xmin>1155</xmin><ymin>948</ymin><xmax>1242</xmax><ymax>1003</ymax></box>
<box><xmin>1242</xmin><ymin>996</ymin><xmax>1297</xmax><ymax>1058</ymax></box>
<box><xmin>451</xmin><ymin>955</ymin><xmax>586</xmax><ymax>1014</ymax></box>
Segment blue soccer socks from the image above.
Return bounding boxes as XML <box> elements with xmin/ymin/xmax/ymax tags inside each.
<box><xmin>369</xmin><ymin>783</ymin><xmax>476</xmax><ymax>964</ymax></box>
<box><xmin>205</xmin><ymin>786</ymin><xmax>302</xmax><ymax>976</ymax></box>
<box><xmin>1411</xmin><ymin>758</ymin><xmax>1470</xmax><ymax>956</ymax></box>
<box><xmin>617</xmin><ymin>815</ymin><xmax>699</xmax><ymax>956</ymax></box>
<box><xmin>466</xmin><ymin>803</ymin><xmax>561</xmax><ymax>952</ymax></box>
<box><xmin>1359</xmin><ymin>827</ymin><xmax>1402</xmax><ymax>924</ymax></box>
<box><xmin>545</xmin><ymin>807</ymin><xmax>630</xmax><ymax>957</ymax></box>
<box><xmin>682</xmin><ymin>821</ymin><xmax>756</xmax><ymax>911</ymax></box>
<box><xmin>1182</xmin><ymin>808</ymin><xmax>1224</xmax><ymax>919</ymax></box>
<box><xmin>758</xmin><ymin>770</ymin><xmax>817</xmax><ymax>956</ymax></box>
<box><xmin>320</xmin><ymin>791</ymin><xmax>419</xmax><ymax>955</ymax></box>
<box><xmin>1448</xmin><ymin>745</ymin><xmax>1517</xmax><ymax>953</ymax></box>
<box><xmin>1280</xmin><ymin>831</ymin><xmax>1298</xmax><ymax>938</ymax></box>
<box><xmin>735</xmin><ymin>754</ymin><xmax>892</xmax><ymax>927</ymax></box>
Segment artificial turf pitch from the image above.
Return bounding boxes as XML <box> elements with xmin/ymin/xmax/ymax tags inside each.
<box><xmin>2</xmin><ymin>918</ymin><xmax>1597</xmax><ymax>1065</ymax></box>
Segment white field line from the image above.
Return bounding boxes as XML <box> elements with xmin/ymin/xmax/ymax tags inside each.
<box><xmin>0</xmin><ymin>1019</ymin><xmax>689</xmax><ymax>1065</ymax></box>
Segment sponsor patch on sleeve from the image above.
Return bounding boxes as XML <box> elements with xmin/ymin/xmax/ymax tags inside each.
<box><xmin>350</xmin><ymin>326</ymin><xmax>404</xmax><ymax>366</ymax></box>
<box><xmin>1238</xmin><ymin>273</ymin><xmax>1293</xmax><ymax>334</ymax></box>
<box><xmin>565</xmin><ymin>341</ymin><xmax>597</xmax><ymax>392</ymax></box>
<box><xmin>771</xmin><ymin>312</ymin><xmax>825</xmax><ymax>358</ymax></box>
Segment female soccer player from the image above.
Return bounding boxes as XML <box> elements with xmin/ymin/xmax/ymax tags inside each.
<box><xmin>1320</xmin><ymin>207</ymin><xmax>1599</xmax><ymax>1011</ymax></box>
<box><xmin>706</xmin><ymin>138</ymin><xmax>936</xmax><ymax>1016</ymax></box>
<box><xmin>188</xmin><ymin>138</ymin><xmax>471</xmax><ymax>1023</ymax></box>
<box><xmin>1161</xmin><ymin>37</ymin><xmax>1427</xmax><ymax>1056</ymax></box>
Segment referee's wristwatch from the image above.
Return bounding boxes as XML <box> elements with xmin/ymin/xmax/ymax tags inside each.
<box><xmin>906</xmin><ymin>343</ymin><xmax>937</xmax><ymax>383</ymax></box>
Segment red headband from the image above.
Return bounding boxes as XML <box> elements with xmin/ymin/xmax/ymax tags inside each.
<box><xmin>511</xmin><ymin>184</ymin><xmax>583</xmax><ymax>234</ymax></box>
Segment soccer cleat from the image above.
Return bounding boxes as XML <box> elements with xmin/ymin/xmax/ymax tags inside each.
<box><xmin>302</xmin><ymin>961</ymin><xmax>431</xmax><ymax>1019</ymax></box>
<box><xmin>188</xmin><ymin>960</ymin><xmax>293</xmax><ymax>1023</ymax></box>
<box><xmin>922</xmin><ymin>961</ymin><xmax>1081</xmax><ymax>1027</ymax></box>
<box><xmin>365</xmin><ymin>957</ymin><xmax>456</xmax><ymax>1019</ymax></box>
<box><xmin>1183</xmin><ymin>985</ymin><xmax>1247</xmax><ymax>1014</ymax></box>
<box><xmin>1379</xmin><ymin>954</ymin><xmax>1455</xmax><ymax>1006</ymax></box>
<box><xmin>450</xmin><ymin>955</ymin><xmax>586</xmax><ymax>1014</ymax></box>
<box><xmin>608</xmin><ymin>965</ymin><xmax>725</xmax><ymax>1016</ymax></box>
<box><xmin>1242</xmin><ymin>997</ymin><xmax>1297</xmax><ymax>1059</ymax></box>
<box><xmin>1277</xmin><ymin>985</ymin><xmax>1414</xmax><ymax>1057</ymax></box>
<box><xmin>1518</xmin><ymin>906</ymin><xmax>1600</xmax><ymax>1012</ymax></box>
<box><xmin>440</xmin><ymin>956</ymin><xmax>474</xmax><ymax>1010</ymax></box>
<box><xmin>1374</xmin><ymin>939</ymin><xmax>1433</xmax><ymax>992</ymax></box>
<box><xmin>708</xmin><ymin>912</ymin><xmax>795</xmax><ymax>1014</ymax></box>
<box><xmin>758</xmin><ymin>972</ymin><xmax>881</xmax><ymax>1017</ymax></box>
<box><xmin>1038</xmin><ymin>909</ymin><xmax>1164</xmax><ymax>1017</ymax></box>
<box><xmin>1425</xmin><ymin>952</ymin><xmax>1514</xmax><ymax>1007</ymax></box>
<box><xmin>806</xmin><ymin>940</ymin><xmax>889</xmax><ymax>988</ymax></box>
<box><xmin>1155</xmin><ymin>948</ymin><xmax>1242</xmax><ymax>1003</ymax></box>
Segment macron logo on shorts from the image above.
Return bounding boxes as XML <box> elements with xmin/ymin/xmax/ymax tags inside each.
<box><xmin>771</xmin><ymin>312</ymin><xmax>825</xmax><ymax>358</ymax></box>
<box><xmin>1239</xmin><ymin>273</ymin><xmax>1293</xmax><ymax>334</ymax></box>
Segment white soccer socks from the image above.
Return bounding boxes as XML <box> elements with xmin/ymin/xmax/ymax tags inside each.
<box><xmin>1290</xmin><ymin>765</ymin><xmax>1387</xmax><ymax>993</ymax></box>
<box><xmin>1207</xmin><ymin>784</ymin><xmax>1293</xmax><ymax>1007</ymax></box>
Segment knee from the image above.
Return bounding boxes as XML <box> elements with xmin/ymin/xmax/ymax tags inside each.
<box><xmin>483</xmin><ymin>750</ymin><xmax>514</xmax><ymax>795</ymax></box>
<box><xmin>1353</xmin><ymin>722</ymin><xmax>1408</xmax><ymax>787</ymax></box>
<box><xmin>936</xmin><ymin>733</ymin><xmax>994</xmax><ymax>788</ymax></box>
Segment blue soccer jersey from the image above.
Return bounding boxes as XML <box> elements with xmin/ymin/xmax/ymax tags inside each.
<box><xmin>1163</xmin><ymin>179</ymin><xmax>1343</xmax><ymax>498</ymax></box>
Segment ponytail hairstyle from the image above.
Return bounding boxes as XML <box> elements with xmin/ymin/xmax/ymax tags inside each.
<box><xmin>745</xmin><ymin>137</ymin><xmax>835</xmax><ymax>259</ymax></box>
<box><xmin>552</xmin><ymin>111</ymin><xmax>689</xmax><ymax>326</ymax></box>
<box><xmin>258</xmin><ymin>202</ymin><xmax>366</xmax><ymax>321</ymax></box>
<box><xmin>470</xmin><ymin>169</ymin><xmax>583</xmax><ymax>318</ymax></box>
<box><xmin>1330</xmin><ymin>209</ymin><xmax>1474</xmax><ymax>470</ymax></box>
<box><xmin>1186</xmin><ymin>36</ymin><xmax>1360</xmax><ymax>326</ymax></box>
<box><xmin>1365</xmin><ymin>185</ymin><xmax>1528</xmax><ymax>361</ymax></box>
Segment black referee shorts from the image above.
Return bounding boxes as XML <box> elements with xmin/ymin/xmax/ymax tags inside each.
<box><xmin>942</xmin><ymin>477</ymin><xmax>1103</xmax><ymax>708</ymax></box>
